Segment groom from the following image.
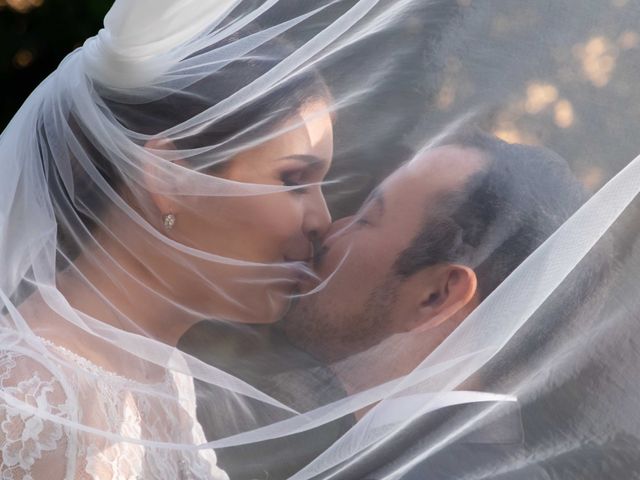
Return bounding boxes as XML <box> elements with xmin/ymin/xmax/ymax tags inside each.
<box><xmin>281</xmin><ymin>129</ymin><xmax>587</xmax><ymax>380</ymax></box>
<box><xmin>274</xmin><ymin>129</ymin><xmax>608</xmax><ymax>479</ymax></box>
<box><xmin>179</xmin><ymin>129</ymin><xmax>590</xmax><ymax>478</ymax></box>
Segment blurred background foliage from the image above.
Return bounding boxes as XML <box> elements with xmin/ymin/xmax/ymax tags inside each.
<box><xmin>0</xmin><ymin>0</ymin><xmax>112</xmax><ymax>128</ymax></box>
<box><xmin>3</xmin><ymin>0</ymin><xmax>640</xmax><ymax>213</ymax></box>
<box><xmin>422</xmin><ymin>0</ymin><xmax>640</xmax><ymax>195</ymax></box>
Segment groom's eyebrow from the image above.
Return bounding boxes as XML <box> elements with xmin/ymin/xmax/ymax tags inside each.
<box><xmin>363</xmin><ymin>186</ymin><xmax>385</xmax><ymax>215</ymax></box>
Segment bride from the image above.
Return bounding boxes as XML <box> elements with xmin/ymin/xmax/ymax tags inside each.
<box><xmin>0</xmin><ymin>1</ymin><xmax>333</xmax><ymax>478</ymax></box>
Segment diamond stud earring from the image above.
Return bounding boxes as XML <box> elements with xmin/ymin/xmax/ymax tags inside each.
<box><xmin>163</xmin><ymin>213</ymin><xmax>176</xmax><ymax>231</ymax></box>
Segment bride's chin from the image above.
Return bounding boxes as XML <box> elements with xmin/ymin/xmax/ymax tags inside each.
<box><xmin>258</xmin><ymin>286</ymin><xmax>296</xmax><ymax>324</ymax></box>
<box><xmin>222</xmin><ymin>285</ymin><xmax>294</xmax><ymax>324</ymax></box>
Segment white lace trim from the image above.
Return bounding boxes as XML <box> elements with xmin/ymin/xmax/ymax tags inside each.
<box><xmin>0</xmin><ymin>341</ymin><xmax>229</xmax><ymax>480</ymax></box>
<box><xmin>36</xmin><ymin>337</ymin><xmax>171</xmax><ymax>388</ymax></box>
<box><xmin>0</xmin><ymin>350</ymin><xmax>74</xmax><ymax>479</ymax></box>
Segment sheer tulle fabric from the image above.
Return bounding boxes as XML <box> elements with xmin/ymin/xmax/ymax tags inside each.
<box><xmin>1</xmin><ymin>0</ymin><xmax>640</xmax><ymax>479</ymax></box>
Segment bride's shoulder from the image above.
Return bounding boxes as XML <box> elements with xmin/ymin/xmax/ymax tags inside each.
<box><xmin>0</xmin><ymin>332</ymin><xmax>77</xmax><ymax>422</ymax></box>
<box><xmin>1</xmin><ymin>335</ymin><xmax>67</xmax><ymax>381</ymax></box>
<box><xmin>0</xmin><ymin>334</ymin><xmax>77</xmax><ymax>479</ymax></box>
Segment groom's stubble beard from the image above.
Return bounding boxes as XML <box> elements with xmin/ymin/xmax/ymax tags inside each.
<box><xmin>281</xmin><ymin>273</ymin><xmax>401</xmax><ymax>364</ymax></box>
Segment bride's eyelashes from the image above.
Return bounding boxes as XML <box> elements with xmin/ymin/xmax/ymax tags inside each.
<box><xmin>280</xmin><ymin>169</ymin><xmax>309</xmax><ymax>194</ymax></box>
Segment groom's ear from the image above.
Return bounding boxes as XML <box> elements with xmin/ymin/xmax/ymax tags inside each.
<box><xmin>404</xmin><ymin>263</ymin><xmax>477</xmax><ymax>334</ymax></box>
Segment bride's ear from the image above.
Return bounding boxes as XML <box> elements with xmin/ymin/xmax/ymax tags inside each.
<box><xmin>406</xmin><ymin>264</ymin><xmax>478</xmax><ymax>334</ymax></box>
<box><xmin>142</xmin><ymin>138</ymin><xmax>181</xmax><ymax>221</ymax></box>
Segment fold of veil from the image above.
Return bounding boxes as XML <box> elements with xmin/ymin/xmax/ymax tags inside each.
<box><xmin>2</xmin><ymin>0</ymin><xmax>640</xmax><ymax>479</ymax></box>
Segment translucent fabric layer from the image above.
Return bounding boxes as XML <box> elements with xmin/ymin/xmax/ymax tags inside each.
<box><xmin>2</xmin><ymin>0</ymin><xmax>640</xmax><ymax>478</ymax></box>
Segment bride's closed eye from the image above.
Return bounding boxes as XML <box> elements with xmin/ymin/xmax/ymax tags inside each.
<box><xmin>280</xmin><ymin>169</ymin><xmax>309</xmax><ymax>193</ymax></box>
<box><xmin>277</xmin><ymin>154</ymin><xmax>330</xmax><ymax>193</ymax></box>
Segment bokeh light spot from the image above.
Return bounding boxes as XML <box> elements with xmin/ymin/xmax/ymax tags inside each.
<box><xmin>554</xmin><ymin>99</ymin><xmax>575</xmax><ymax>128</ymax></box>
<box><xmin>525</xmin><ymin>82</ymin><xmax>559</xmax><ymax>114</ymax></box>
<box><xmin>580</xmin><ymin>166</ymin><xmax>604</xmax><ymax>191</ymax></box>
<box><xmin>573</xmin><ymin>36</ymin><xmax>618</xmax><ymax>87</ymax></box>
<box><xmin>6</xmin><ymin>0</ymin><xmax>43</xmax><ymax>12</ymax></box>
<box><xmin>13</xmin><ymin>49</ymin><xmax>34</xmax><ymax>69</ymax></box>
<box><xmin>618</xmin><ymin>30</ymin><xmax>639</xmax><ymax>50</ymax></box>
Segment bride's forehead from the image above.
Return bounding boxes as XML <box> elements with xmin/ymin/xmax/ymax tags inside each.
<box><xmin>285</xmin><ymin>100</ymin><xmax>333</xmax><ymax>145</ymax></box>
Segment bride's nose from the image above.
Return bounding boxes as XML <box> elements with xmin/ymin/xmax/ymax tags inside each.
<box><xmin>302</xmin><ymin>189</ymin><xmax>331</xmax><ymax>250</ymax></box>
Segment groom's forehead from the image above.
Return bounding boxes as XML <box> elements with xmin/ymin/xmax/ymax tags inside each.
<box><xmin>385</xmin><ymin>145</ymin><xmax>487</xmax><ymax>210</ymax></box>
<box><xmin>407</xmin><ymin>145</ymin><xmax>486</xmax><ymax>181</ymax></box>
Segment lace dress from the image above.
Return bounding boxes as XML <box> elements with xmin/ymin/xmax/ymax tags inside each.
<box><xmin>0</xmin><ymin>334</ymin><xmax>229</xmax><ymax>480</ymax></box>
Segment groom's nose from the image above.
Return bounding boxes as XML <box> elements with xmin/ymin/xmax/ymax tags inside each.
<box><xmin>324</xmin><ymin>215</ymin><xmax>355</xmax><ymax>244</ymax></box>
<box><xmin>314</xmin><ymin>215</ymin><xmax>354</xmax><ymax>267</ymax></box>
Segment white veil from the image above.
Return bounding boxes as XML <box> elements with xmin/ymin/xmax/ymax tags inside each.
<box><xmin>2</xmin><ymin>0</ymin><xmax>640</xmax><ymax>478</ymax></box>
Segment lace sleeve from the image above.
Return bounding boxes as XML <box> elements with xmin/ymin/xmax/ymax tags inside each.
<box><xmin>0</xmin><ymin>348</ymin><xmax>75</xmax><ymax>480</ymax></box>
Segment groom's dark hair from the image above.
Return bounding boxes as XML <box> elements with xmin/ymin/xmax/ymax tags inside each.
<box><xmin>393</xmin><ymin>129</ymin><xmax>588</xmax><ymax>300</ymax></box>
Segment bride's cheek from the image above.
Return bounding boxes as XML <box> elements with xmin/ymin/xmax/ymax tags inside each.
<box><xmin>279</xmin><ymin>197</ymin><xmax>307</xmax><ymax>234</ymax></box>
<box><xmin>263</xmin><ymin>193</ymin><xmax>303</xmax><ymax>225</ymax></box>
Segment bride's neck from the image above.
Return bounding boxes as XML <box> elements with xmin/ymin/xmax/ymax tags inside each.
<box><xmin>61</xmin><ymin>237</ymin><xmax>199</xmax><ymax>347</ymax></box>
<box><xmin>54</xmin><ymin>216</ymin><xmax>261</xmax><ymax>347</ymax></box>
